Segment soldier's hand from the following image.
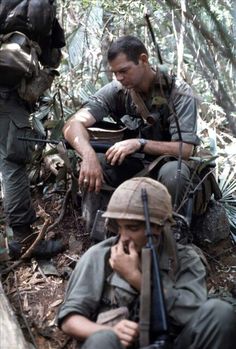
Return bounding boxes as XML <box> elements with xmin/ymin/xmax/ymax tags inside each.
<box><xmin>79</xmin><ymin>151</ymin><xmax>104</xmax><ymax>193</ymax></box>
<box><xmin>109</xmin><ymin>241</ymin><xmax>141</xmax><ymax>289</ymax></box>
<box><xmin>106</xmin><ymin>139</ymin><xmax>140</xmax><ymax>166</ymax></box>
<box><xmin>113</xmin><ymin>319</ymin><xmax>139</xmax><ymax>347</ymax></box>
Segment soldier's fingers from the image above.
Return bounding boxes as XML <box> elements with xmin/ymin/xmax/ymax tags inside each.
<box><xmin>117</xmin><ymin>240</ymin><xmax>125</xmax><ymax>254</ymax></box>
<box><xmin>108</xmin><ymin>150</ymin><xmax>121</xmax><ymax>166</ymax></box>
<box><xmin>87</xmin><ymin>176</ymin><xmax>95</xmax><ymax>192</ymax></box>
<box><xmin>123</xmin><ymin>319</ymin><xmax>139</xmax><ymax>331</ymax></box>
<box><xmin>129</xmin><ymin>241</ymin><xmax>138</xmax><ymax>255</ymax></box>
<box><xmin>78</xmin><ymin>170</ymin><xmax>86</xmax><ymax>188</ymax></box>
<box><xmin>117</xmin><ymin>152</ymin><xmax>126</xmax><ymax>165</ymax></box>
<box><xmin>120</xmin><ymin>339</ymin><xmax>130</xmax><ymax>348</ymax></box>
<box><xmin>109</xmin><ymin>257</ymin><xmax>114</xmax><ymax>268</ymax></box>
<box><xmin>105</xmin><ymin>146</ymin><xmax>116</xmax><ymax>160</ymax></box>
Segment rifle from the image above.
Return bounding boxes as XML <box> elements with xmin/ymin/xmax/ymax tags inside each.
<box><xmin>145</xmin><ymin>13</ymin><xmax>184</xmax><ymax>214</ymax></box>
<box><xmin>17</xmin><ymin>136</ymin><xmax>110</xmax><ymax>153</ymax></box>
<box><xmin>140</xmin><ymin>188</ymin><xmax>171</xmax><ymax>349</ymax></box>
<box><xmin>17</xmin><ymin>136</ymin><xmax>144</xmax><ymax>158</ymax></box>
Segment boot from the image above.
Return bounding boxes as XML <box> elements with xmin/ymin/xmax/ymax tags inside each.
<box><xmin>8</xmin><ymin>225</ymin><xmax>66</xmax><ymax>260</ymax></box>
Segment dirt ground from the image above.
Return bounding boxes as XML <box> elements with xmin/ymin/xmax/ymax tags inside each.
<box><xmin>0</xmin><ymin>184</ymin><xmax>236</xmax><ymax>349</ymax></box>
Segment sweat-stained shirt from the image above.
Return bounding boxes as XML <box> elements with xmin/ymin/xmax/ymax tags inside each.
<box><xmin>57</xmin><ymin>236</ymin><xmax>207</xmax><ymax>331</ymax></box>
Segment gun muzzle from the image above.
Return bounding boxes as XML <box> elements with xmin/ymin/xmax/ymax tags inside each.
<box><xmin>146</xmin><ymin>113</ymin><xmax>160</xmax><ymax>125</ymax></box>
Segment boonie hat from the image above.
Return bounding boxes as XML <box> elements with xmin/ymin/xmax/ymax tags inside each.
<box><xmin>103</xmin><ymin>177</ymin><xmax>174</xmax><ymax>226</ymax></box>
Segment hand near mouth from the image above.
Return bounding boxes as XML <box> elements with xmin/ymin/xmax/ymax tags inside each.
<box><xmin>109</xmin><ymin>240</ymin><xmax>141</xmax><ymax>290</ymax></box>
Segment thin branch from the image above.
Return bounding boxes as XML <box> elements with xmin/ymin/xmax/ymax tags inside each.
<box><xmin>21</xmin><ymin>219</ymin><xmax>51</xmax><ymax>260</ymax></box>
<box><xmin>1</xmin><ymin>218</ymin><xmax>51</xmax><ymax>275</ymax></box>
<box><xmin>45</xmin><ymin>187</ymin><xmax>71</xmax><ymax>234</ymax></box>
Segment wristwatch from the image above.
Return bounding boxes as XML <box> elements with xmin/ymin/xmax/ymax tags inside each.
<box><xmin>138</xmin><ymin>138</ymin><xmax>147</xmax><ymax>152</ymax></box>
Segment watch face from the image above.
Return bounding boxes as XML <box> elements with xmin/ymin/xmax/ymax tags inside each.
<box><xmin>139</xmin><ymin>138</ymin><xmax>147</xmax><ymax>145</ymax></box>
<box><xmin>139</xmin><ymin>138</ymin><xmax>147</xmax><ymax>151</ymax></box>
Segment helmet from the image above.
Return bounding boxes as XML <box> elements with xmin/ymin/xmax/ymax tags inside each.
<box><xmin>103</xmin><ymin>177</ymin><xmax>174</xmax><ymax>226</ymax></box>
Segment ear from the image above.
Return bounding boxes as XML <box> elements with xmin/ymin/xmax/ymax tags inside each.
<box><xmin>139</xmin><ymin>53</ymin><xmax>149</xmax><ymax>65</ymax></box>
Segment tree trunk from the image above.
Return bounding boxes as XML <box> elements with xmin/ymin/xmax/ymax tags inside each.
<box><xmin>0</xmin><ymin>280</ymin><xmax>29</xmax><ymax>349</ymax></box>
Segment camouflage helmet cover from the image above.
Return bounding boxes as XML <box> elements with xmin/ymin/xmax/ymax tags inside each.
<box><xmin>102</xmin><ymin>177</ymin><xmax>174</xmax><ymax>226</ymax></box>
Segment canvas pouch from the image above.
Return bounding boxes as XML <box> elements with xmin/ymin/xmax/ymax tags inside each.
<box><xmin>18</xmin><ymin>67</ymin><xmax>58</xmax><ymax>104</ymax></box>
<box><xmin>96</xmin><ymin>306</ymin><xmax>129</xmax><ymax>327</ymax></box>
<box><xmin>0</xmin><ymin>31</ymin><xmax>40</xmax><ymax>87</ymax></box>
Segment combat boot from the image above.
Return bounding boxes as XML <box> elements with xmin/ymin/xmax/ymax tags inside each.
<box><xmin>8</xmin><ymin>225</ymin><xmax>66</xmax><ymax>260</ymax></box>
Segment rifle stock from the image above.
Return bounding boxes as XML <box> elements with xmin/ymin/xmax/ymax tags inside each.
<box><xmin>17</xmin><ymin>136</ymin><xmax>144</xmax><ymax>158</ymax></box>
<box><xmin>140</xmin><ymin>189</ymin><xmax>171</xmax><ymax>349</ymax></box>
<box><xmin>17</xmin><ymin>136</ymin><xmax>112</xmax><ymax>152</ymax></box>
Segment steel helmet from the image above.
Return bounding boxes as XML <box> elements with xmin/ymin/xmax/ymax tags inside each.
<box><xmin>102</xmin><ymin>177</ymin><xmax>174</xmax><ymax>226</ymax></box>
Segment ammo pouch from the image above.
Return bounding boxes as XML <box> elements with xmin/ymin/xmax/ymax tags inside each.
<box><xmin>0</xmin><ymin>31</ymin><xmax>40</xmax><ymax>86</ymax></box>
<box><xmin>18</xmin><ymin>67</ymin><xmax>58</xmax><ymax>104</ymax></box>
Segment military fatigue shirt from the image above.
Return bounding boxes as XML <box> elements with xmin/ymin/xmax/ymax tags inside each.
<box><xmin>83</xmin><ymin>77</ymin><xmax>200</xmax><ymax>146</ymax></box>
<box><xmin>58</xmin><ymin>237</ymin><xmax>207</xmax><ymax>329</ymax></box>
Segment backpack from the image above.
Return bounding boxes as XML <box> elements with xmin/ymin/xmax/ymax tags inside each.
<box><xmin>0</xmin><ymin>1</ymin><xmax>62</xmax><ymax>98</ymax></box>
<box><xmin>0</xmin><ymin>0</ymin><xmax>56</xmax><ymax>39</ymax></box>
<box><xmin>0</xmin><ymin>31</ymin><xmax>40</xmax><ymax>86</ymax></box>
<box><xmin>188</xmin><ymin>151</ymin><xmax>222</xmax><ymax>216</ymax></box>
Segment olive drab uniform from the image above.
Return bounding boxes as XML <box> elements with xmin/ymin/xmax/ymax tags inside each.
<box><xmin>0</xmin><ymin>1</ymin><xmax>65</xmax><ymax>237</ymax></box>
<box><xmin>81</xmin><ymin>77</ymin><xmax>200</xmax><ymax>234</ymax></box>
<box><xmin>57</xmin><ymin>236</ymin><xmax>236</xmax><ymax>349</ymax></box>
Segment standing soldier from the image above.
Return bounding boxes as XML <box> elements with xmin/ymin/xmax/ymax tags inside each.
<box><xmin>0</xmin><ymin>0</ymin><xmax>66</xmax><ymax>259</ymax></box>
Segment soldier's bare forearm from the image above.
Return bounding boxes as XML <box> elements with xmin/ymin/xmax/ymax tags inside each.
<box><xmin>142</xmin><ymin>140</ymin><xmax>194</xmax><ymax>160</ymax></box>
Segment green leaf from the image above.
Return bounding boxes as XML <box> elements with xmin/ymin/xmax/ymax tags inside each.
<box><xmin>32</xmin><ymin>116</ymin><xmax>46</xmax><ymax>137</ymax></box>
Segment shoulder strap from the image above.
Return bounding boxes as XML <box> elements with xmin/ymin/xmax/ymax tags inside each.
<box><xmin>130</xmin><ymin>72</ymin><xmax>175</xmax><ymax>125</ymax></box>
<box><xmin>130</xmin><ymin>89</ymin><xmax>150</xmax><ymax>123</ymax></box>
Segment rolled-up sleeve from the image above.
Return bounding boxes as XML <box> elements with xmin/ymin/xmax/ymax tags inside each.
<box><xmin>83</xmin><ymin>81</ymin><xmax>125</xmax><ymax>122</ymax></box>
<box><xmin>169</xmin><ymin>80</ymin><xmax>200</xmax><ymax>146</ymax></box>
<box><xmin>163</xmin><ymin>245</ymin><xmax>207</xmax><ymax>327</ymax></box>
<box><xmin>57</xmin><ymin>240</ymin><xmax>112</xmax><ymax>327</ymax></box>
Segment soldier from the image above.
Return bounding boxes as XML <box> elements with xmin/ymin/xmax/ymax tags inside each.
<box><xmin>58</xmin><ymin>177</ymin><xmax>236</xmax><ymax>349</ymax></box>
<box><xmin>63</xmin><ymin>35</ymin><xmax>200</xmax><ymax>235</ymax></box>
<box><xmin>0</xmin><ymin>0</ymin><xmax>65</xmax><ymax>259</ymax></box>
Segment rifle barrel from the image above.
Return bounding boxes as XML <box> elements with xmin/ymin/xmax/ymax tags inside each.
<box><xmin>141</xmin><ymin>189</ymin><xmax>169</xmax><ymax>341</ymax></box>
<box><xmin>17</xmin><ymin>137</ymin><xmax>144</xmax><ymax>158</ymax></box>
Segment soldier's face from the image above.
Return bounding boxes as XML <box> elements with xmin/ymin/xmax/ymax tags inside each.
<box><xmin>116</xmin><ymin>219</ymin><xmax>162</xmax><ymax>253</ymax></box>
<box><xmin>109</xmin><ymin>53</ymin><xmax>147</xmax><ymax>90</ymax></box>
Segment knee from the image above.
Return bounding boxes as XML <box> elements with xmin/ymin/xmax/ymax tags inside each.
<box><xmin>157</xmin><ymin>161</ymin><xmax>190</xmax><ymax>190</ymax></box>
<box><xmin>203</xmin><ymin>298</ymin><xmax>236</xmax><ymax>325</ymax></box>
<box><xmin>82</xmin><ymin>330</ymin><xmax>122</xmax><ymax>349</ymax></box>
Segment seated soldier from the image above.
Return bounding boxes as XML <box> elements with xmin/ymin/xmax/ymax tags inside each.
<box><xmin>57</xmin><ymin>177</ymin><xmax>236</xmax><ymax>349</ymax></box>
<box><xmin>63</xmin><ymin>35</ymin><xmax>200</xmax><ymax>234</ymax></box>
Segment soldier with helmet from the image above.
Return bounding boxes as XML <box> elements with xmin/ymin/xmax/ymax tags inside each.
<box><xmin>58</xmin><ymin>177</ymin><xmax>236</xmax><ymax>349</ymax></box>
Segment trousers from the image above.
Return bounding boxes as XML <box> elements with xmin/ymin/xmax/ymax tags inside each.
<box><xmin>82</xmin><ymin>154</ymin><xmax>190</xmax><ymax>235</ymax></box>
<box><xmin>0</xmin><ymin>93</ymin><xmax>36</xmax><ymax>229</ymax></box>
<box><xmin>80</xmin><ymin>299</ymin><xmax>236</xmax><ymax>349</ymax></box>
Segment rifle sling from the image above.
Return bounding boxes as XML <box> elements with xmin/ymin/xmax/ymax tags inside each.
<box><xmin>135</xmin><ymin>154</ymin><xmax>177</xmax><ymax>178</ymax></box>
<box><xmin>139</xmin><ymin>248</ymin><xmax>151</xmax><ymax>347</ymax></box>
<box><xmin>130</xmin><ymin>89</ymin><xmax>150</xmax><ymax>123</ymax></box>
